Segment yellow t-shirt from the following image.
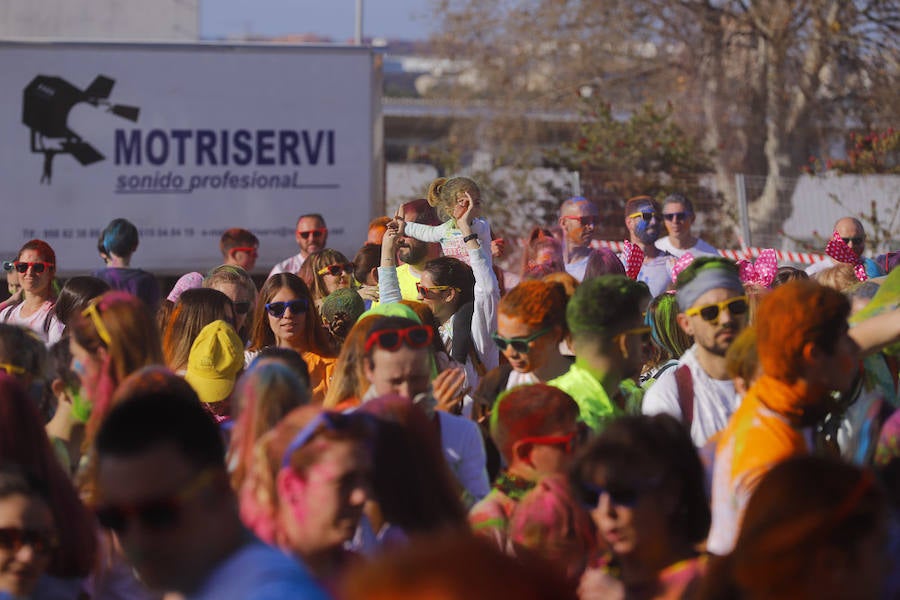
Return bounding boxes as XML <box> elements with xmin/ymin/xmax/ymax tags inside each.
<box><xmin>396</xmin><ymin>263</ymin><xmax>423</xmax><ymax>301</ymax></box>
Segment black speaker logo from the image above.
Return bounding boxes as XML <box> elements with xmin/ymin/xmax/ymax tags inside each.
<box><xmin>23</xmin><ymin>75</ymin><xmax>140</xmax><ymax>184</ymax></box>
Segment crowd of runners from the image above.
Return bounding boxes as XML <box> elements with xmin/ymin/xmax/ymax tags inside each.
<box><xmin>0</xmin><ymin>176</ymin><xmax>899</xmax><ymax>599</ymax></box>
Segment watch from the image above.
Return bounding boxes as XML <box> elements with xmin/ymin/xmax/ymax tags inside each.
<box><xmin>463</xmin><ymin>233</ymin><xmax>479</xmax><ymax>244</ymax></box>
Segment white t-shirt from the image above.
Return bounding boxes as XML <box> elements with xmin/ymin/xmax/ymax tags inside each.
<box><xmin>642</xmin><ymin>345</ymin><xmax>740</xmax><ymax>446</ymax></box>
<box><xmin>564</xmin><ymin>255</ymin><xmax>590</xmax><ymax>282</ymax></box>
<box><xmin>506</xmin><ymin>369</ymin><xmax>540</xmax><ymax>389</ymax></box>
<box><xmin>618</xmin><ymin>252</ymin><xmax>674</xmax><ymax>298</ymax></box>
<box><xmin>655</xmin><ymin>236</ymin><xmax>719</xmax><ymax>258</ymax></box>
<box><xmin>0</xmin><ymin>301</ymin><xmax>64</xmax><ymax>345</ymax></box>
<box><xmin>267</xmin><ymin>252</ymin><xmax>305</xmax><ymax>278</ymax></box>
<box><xmin>436</xmin><ymin>411</ymin><xmax>491</xmax><ymax>503</ymax></box>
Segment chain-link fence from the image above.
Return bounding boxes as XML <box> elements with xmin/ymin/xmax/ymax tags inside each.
<box><xmin>735</xmin><ymin>173</ymin><xmax>899</xmax><ymax>259</ymax></box>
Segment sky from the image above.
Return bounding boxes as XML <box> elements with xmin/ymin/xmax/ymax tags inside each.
<box><xmin>200</xmin><ymin>0</ymin><xmax>435</xmax><ymax>42</ymax></box>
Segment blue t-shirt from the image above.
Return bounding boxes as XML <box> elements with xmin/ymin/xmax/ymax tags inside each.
<box><xmin>188</xmin><ymin>540</ymin><xmax>329</xmax><ymax>600</ymax></box>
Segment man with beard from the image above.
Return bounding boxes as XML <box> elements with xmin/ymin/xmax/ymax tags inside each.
<box><xmin>269</xmin><ymin>213</ymin><xmax>329</xmax><ymax>278</ymax></box>
<box><xmin>558</xmin><ymin>196</ymin><xmax>600</xmax><ymax>282</ymax></box>
<box><xmin>642</xmin><ymin>257</ymin><xmax>748</xmax><ymax>446</ymax></box>
<box><xmin>391</xmin><ymin>199</ymin><xmax>443</xmax><ymax>300</ymax></box>
<box><xmin>621</xmin><ymin>196</ymin><xmax>672</xmax><ymax>297</ymax></box>
<box><xmin>549</xmin><ymin>275</ymin><xmax>650</xmax><ymax>432</ymax></box>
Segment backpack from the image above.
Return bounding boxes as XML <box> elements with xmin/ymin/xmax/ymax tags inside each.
<box><xmin>675</xmin><ymin>364</ymin><xmax>694</xmax><ymax>429</ymax></box>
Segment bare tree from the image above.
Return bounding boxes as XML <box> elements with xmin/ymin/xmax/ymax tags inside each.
<box><xmin>429</xmin><ymin>0</ymin><xmax>900</xmax><ymax>235</ymax></box>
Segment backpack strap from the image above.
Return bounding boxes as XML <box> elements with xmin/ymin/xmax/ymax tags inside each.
<box><xmin>675</xmin><ymin>364</ymin><xmax>694</xmax><ymax>429</ymax></box>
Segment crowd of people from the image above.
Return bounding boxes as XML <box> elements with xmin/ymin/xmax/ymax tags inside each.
<box><xmin>0</xmin><ymin>176</ymin><xmax>899</xmax><ymax>599</ymax></box>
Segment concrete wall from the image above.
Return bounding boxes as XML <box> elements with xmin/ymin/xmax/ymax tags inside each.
<box><xmin>0</xmin><ymin>0</ymin><xmax>198</xmax><ymax>41</ymax></box>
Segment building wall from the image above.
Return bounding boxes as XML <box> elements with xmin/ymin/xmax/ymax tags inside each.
<box><xmin>0</xmin><ymin>0</ymin><xmax>198</xmax><ymax>41</ymax></box>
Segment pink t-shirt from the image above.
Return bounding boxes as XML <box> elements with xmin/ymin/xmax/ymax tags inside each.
<box><xmin>0</xmin><ymin>300</ymin><xmax>64</xmax><ymax>344</ymax></box>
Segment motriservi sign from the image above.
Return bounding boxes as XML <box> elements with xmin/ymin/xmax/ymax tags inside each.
<box><xmin>0</xmin><ymin>41</ymin><xmax>382</xmax><ymax>274</ymax></box>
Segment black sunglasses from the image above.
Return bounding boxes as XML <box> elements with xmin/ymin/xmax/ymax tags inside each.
<box><xmin>663</xmin><ymin>212</ymin><xmax>692</xmax><ymax>222</ymax></box>
<box><xmin>95</xmin><ymin>470</ymin><xmax>215</xmax><ymax>534</ymax></box>
<box><xmin>265</xmin><ymin>299</ymin><xmax>309</xmax><ymax>318</ymax></box>
<box><xmin>233</xmin><ymin>301</ymin><xmax>251</xmax><ymax>315</ymax></box>
<box><xmin>579</xmin><ymin>476</ymin><xmax>662</xmax><ymax>509</ymax></box>
<box><xmin>841</xmin><ymin>236</ymin><xmax>864</xmax><ymax>246</ymax></box>
<box><xmin>491</xmin><ymin>327</ymin><xmax>551</xmax><ymax>354</ymax></box>
<box><xmin>0</xmin><ymin>526</ymin><xmax>58</xmax><ymax>555</ymax></box>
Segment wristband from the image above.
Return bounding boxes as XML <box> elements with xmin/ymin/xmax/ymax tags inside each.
<box><xmin>463</xmin><ymin>233</ymin><xmax>479</xmax><ymax>243</ymax></box>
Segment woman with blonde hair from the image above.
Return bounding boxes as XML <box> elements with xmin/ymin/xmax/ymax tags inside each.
<box><xmin>400</xmin><ymin>176</ymin><xmax>493</xmax><ymax>268</ymax></box>
<box><xmin>162</xmin><ymin>287</ymin><xmax>235</xmax><ymax>373</ymax></box>
<box><xmin>68</xmin><ymin>291</ymin><xmax>163</xmax><ymax>447</ymax></box>
<box><xmin>228</xmin><ymin>361</ymin><xmax>310</xmax><ymax>492</ymax></box>
<box><xmin>239</xmin><ymin>406</ymin><xmax>374</xmax><ymax>588</ymax></box>
<box><xmin>321</xmin><ymin>314</ymin><xmax>380</xmax><ymax>410</ymax></box>
<box><xmin>298</xmin><ymin>248</ymin><xmax>355</xmax><ymax>310</ymax></box>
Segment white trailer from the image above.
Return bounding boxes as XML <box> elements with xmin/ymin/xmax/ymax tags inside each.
<box><xmin>0</xmin><ymin>41</ymin><xmax>383</xmax><ymax>274</ymax></box>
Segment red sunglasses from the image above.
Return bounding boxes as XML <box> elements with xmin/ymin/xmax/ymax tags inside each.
<box><xmin>297</xmin><ymin>228</ymin><xmax>327</xmax><ymax>240</ymax></box>
<box><xmin>364</xmin><ymin>325</ymin><xmax>433</xmax><ymax>354</ymax></box>
<box><xmin>13</xmin><ymin>261</ymin><xmax>54</xmax><ymax>274</ymax></box>
<box><xmin>516</xmin><ymin>431</ymin><xmax>577</xmax><ymax>454</ymax></box>
<box><xmin>229</xmin><ymin>246</ymin><xmax>258</xmax><ymax>257</ymax></box>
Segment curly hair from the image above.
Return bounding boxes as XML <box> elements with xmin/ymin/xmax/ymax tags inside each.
<box><xmin>427</xmin><ymin>176</ymin><xmax>481</xmax><ymax>219</ymax></box>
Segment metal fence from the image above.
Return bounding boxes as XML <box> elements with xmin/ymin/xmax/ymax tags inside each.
<box><xmin>735</xmin><ymin>173</ymin><xmax>899</xmax><ymax>259</ymax></box>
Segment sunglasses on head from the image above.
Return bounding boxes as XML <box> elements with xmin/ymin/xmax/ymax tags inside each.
<box><xmin>0</xmin><ymin>362</ymin><xmax>26</xmax><ymax>376</ymax></box>
<box><xmin>663</xmin><ymin>211</ymin><xmax>692</xmax><ymax>222</ymax></box>
<box><xmin>364</xmin><ymin>325</ymin><xmax>433</xmax><ymax>354</ymax></box>
<box><xmin>82</xmin><ymin>300</ymin><xmax>113</xmax><ymax>345</ymax></box>
<box><xmin>627</xmin><ymin>210</ymin><xmax>660</xmax><ymax>222</ymax></box>
<box><xmin>516</xmin><ymin>431</ymin><xmax>576</xmax><ymax>454</ymax></box>
<box><xmin>281</xmin><ymin>411</ymin><xmax>377</xmax><ymax>468</ymax></box>
<box><xmin>230</xmin><ymin>246</ymin><xmax>258</xmax><ymax>257</ymax></box>
<box><xmin>297</xmin><ymin>228</ymin><xmax>327</xmax><ymax>240</ymax></box>
<box><xmin>94</xmin><ymin>469</ymin><xmax>216</xmax><ymax>534</ymax></box>
<box><xmin>13</xmin><ymin>261</ymin><xmax>53</xmax><ymax>274</ymax></box>
<box><xmin>416</xmin><ymin>282</ymin><xmax>459</xmax><ymax>297</ymax></box>
<box><xmin>0</xmin><ymin>527</ymin><xmax>58</xmax><ymax>555</ymax></box>
<box><xmin>561</xmin><ymin>215</ymin><xmax>599</xmax><ymax>227</ymax></box>
<box><xmin>233</xmin><ymin>301</ymin><xmax>251</xmax><ymax>315</ymax></box>
<box><xmin>685</xmin><ymin>296</ymin><xmax>749</xmax><ymax>324</ymax></box>
<box><xmin>617</xmin><ymin>325</ymin><xmax>652</xmax><ymax>344</ymax></box>
<box><xmin>491</xmin><ymin>326</ymin><xmax>552</xmax><ymax>354</ymax></box>
<box><xmin>841</xmin><ymin>236</ymin><xmax>864</xmax><ymax>246</ymax></box>
<box><xmin>317</xmin><ymin>262</ymin><xmax>354</xmax><ymax>277</ymax></box>
<box><xmin>265</xmin><ymin>298</ymin><xmax>309</xmax><ymax>318</ymax></box>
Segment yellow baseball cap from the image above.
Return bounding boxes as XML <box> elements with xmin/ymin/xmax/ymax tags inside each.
<box><xmin>184</xmin><ymin>320</ymin><xmax>243</xmax><ymax>403</ymax></box>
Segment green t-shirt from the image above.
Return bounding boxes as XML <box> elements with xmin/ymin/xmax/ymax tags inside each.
<box><xmin>549</xmin><ymin>362</ymin><xmax>642</xmax><ymax>432</ymax></box>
